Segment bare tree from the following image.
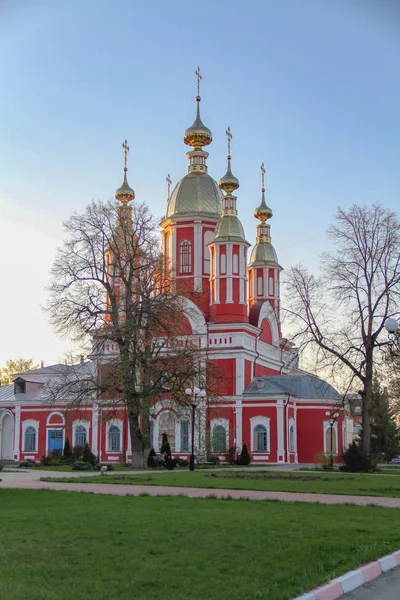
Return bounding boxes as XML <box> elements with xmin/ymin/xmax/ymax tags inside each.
<box><xmin>285</xmin><ymin>204</ymin><xmax>400</xmax><ymax>454</ymax></box>
<box><xmin>46</xmin><ymin>199</ymin><xmax>211</xmax><ymax>468</ymax></box>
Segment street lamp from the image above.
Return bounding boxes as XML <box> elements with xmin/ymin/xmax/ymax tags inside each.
<box><xmin>185</xmin><ymin>387</ymin><xmax>206</xmax><ymax>471</ymax></box>
<box><xmin>325</xmin><ymin>411</ymin><xmax>340</xmax><ymax>469</ymax></box>
<box><xmin>384</xmin><ymin>318</ymin><xmax>399</xmax><ymax>355</ymax></box>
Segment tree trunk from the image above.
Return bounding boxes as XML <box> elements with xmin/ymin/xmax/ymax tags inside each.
<box><xmin>128</xmin><ymin>414</ymin><xmax>151</xmax><ymax>469</ymax></box>
<box><xmin>361</xmin><ymin>347</ymin><xmax>373</xmax><ymax>454</ymax></box>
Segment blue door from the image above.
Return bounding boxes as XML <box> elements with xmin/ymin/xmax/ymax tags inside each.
<box><xmin>48</xmin><ymin>430</ymin><xmax>63</xmax><ymax>455</ymax></box>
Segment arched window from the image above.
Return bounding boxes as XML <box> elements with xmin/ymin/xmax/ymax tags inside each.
<box><xmin>108</xmin><ymin>425</ymin><xmax>121</xmax><ymax>452</ymax></box>
<box><xmin>254</xmin><ymin>424</ymin><xmax>267</xmax><ymax>452</ymax></box>
<box><xmin>289</xmin><ymin>424</ymin><xmax>295</xmax><ymax>453</ymax></box>
<box><xmin>220</xmin><ymin>254</ymin><xmax>226</xmax><ymax>274</ymax></box>
<box><xmin>159</xmin><ymin>411</ymin><xmax>175</xmax><ymax>452</ymax></box>
<box><xmin>233</xmin><ymin>254</ymin><xmax>239</xmax><ymax>274</ymax></box>
<box><xmin>24</xmin><ymin>426</ymin><xmax>36</xmax><ymax>452</ymax></box>
<box><xmin>180</xmin><ymin>420</ymin><xmax>189</xmax><ymax>452</ymax></box>
<box><xmin>212</xmin><ymin>425</ymin><xmax>227</xmax><ymax>453</ymax></box>
<box><xmin>179</xmin><ymin>240</ymin><xmax>192</xmax><ymax>274</ymax></box>
<box><xmin>74</xmin><ymin>425</ymin><xmax>87</xmax><ymax>448</ymax></box>
<box><xmin>203</xmin><ymin>231</ymin><xmax>213</xmax><ymax>274</ymax></box>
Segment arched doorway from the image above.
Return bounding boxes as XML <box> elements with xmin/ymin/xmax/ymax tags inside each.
<box><xmin>0</xmin><ymin>413</ymin><xmax>13</xmax><ymax>460</ymax></box>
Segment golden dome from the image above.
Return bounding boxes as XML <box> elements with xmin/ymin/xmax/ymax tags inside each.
<box><xmin>254</xmin><ymin>190</ymin><xmax>272</xmax><ymax>223</ymax></box>
<box><xmin>166</xmin><ymin>172</ymin><xmax>222</xmax><ymax>218</ymax></box>
<box><xmin>184</xmin><ymin>96</ymin><xmax>212</xmax><ymax>149</ymax></box>
<box><xmin>115</xmin><ymin>171</ymin><xmax>135</xmax><ymax>205</ymax></box>
<box><xmin>218</xmin><ymin>156</ymin><xmax>239</xmax><ymax>195</ymax></box>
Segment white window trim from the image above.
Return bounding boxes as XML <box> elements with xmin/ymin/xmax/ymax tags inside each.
<box><xmin>72</xmin><ymin>419</ymin><xmax>91</xmax><ymax>447</ymax></box>
<box><xmin>210</xmin><ymin>418</ymin><xmax>229</xmax><ymax>453</ymax></box>
<box><xmin>46</xmin><ymin>411</ymin><xmax>65</xmax><ymax>426</ymax></box>
<box><xmin>323</xmin><ymin>421</ymin><xmax>338</xmax><ymax>455</ymax></box>
<box><xmin>250</xmin><ymin>416</ymin><xmax>270</xmax><ymax>453</ymax></box>
<box><xmin>22</xmin><ymin>419</ymin><xmax>39</xmax><ymax>453</ymax></box>
<box><xmin>106</xmin><ymin>418</ymin><xmax>123</xmax><ymax>453</ymax></box>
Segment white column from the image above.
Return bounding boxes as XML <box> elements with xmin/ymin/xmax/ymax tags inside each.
<box><xmin>235</xmin><ymin>401</ymin><xmax>243</xmax><ymax>450</ymax></box>
<box><xmin>14</xmin><ymin>405</ymin><xmax>21</xmax><ymax>461</ymax></box>
<box><xmin>236</xmin><ymin>358</ymin><xmax>245</xmax><ymax>395</ymax></box>
<box><xmin>92</xmin><ymin>404</ymin><xmax>99</xmax><ymax>457</ymax></box>
<box><xmin>194</xmin><ymin>221</ymin><xmax>202</xmax><ymax>291</ymax></box>
<box><xmin>276</xmin><ymin>399</ymin><xmax>285</xmax><ymax>463</ymax></box>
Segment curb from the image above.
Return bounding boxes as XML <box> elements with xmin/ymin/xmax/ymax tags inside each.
<box><xmin>293</xmin><ymin>549</ymin><xmax>400</xmax><ymax>600</ymax></box>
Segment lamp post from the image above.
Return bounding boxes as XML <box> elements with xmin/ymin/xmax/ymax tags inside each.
<box><xmin>185</xmin><ymin>387</ymin><xmax>206</xmax><ymax>471</ymax></box>
<box><xmin>325</xmin><ymin>411</ymin><xmax>340</xmax><ymax>469</ymax></box>
<box><xmin>384</xmin><ymin>318</ymin><xmax>399</xmax><ymax>355</ymax></box>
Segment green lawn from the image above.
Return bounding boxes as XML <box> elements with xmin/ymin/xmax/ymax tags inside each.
<box><xmin>1</xmin><ymin>490</ymin><xmax>399</xmax><ymax>600</ymax></box>
<box><xmin>41</xmin><ymin>469</ymin><xmax>400</xmax><ymax>497</ymax></box>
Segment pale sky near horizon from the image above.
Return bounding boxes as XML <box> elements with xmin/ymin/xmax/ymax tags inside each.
<box><xmin>0</xmin><ymin>0</ymin><xmax>399</xmax><ymax>368</ymax></box>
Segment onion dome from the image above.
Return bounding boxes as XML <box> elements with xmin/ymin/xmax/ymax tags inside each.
<box><xmin>115</xmin><ymin>171</ymin><xmax>135</xmax><ymax>205</ymax></box>
<box><xmin>184</xmin><ymin>96</ymin><xmax>212</xmax><ymax>149</ymax></box>
<box><xmin>115</xmin><ymin>140</ymin><xmax>135</xmax><ymax>205</ymax></box>
<box><xmin>254</xmin><ymin>189</ymin><xmax>272</xmax><ymax>223</ymax></box>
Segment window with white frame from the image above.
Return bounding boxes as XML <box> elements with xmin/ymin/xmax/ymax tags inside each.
<box><xmin>158</xmin><ymin>411</ymin><xmax>175</xmax><ymax>452</ymax></box>
<box><xmin>108</xmin><ymin>425</ymin><xmax>121</xmax><ymax>452</ymax></box>
<box><xmin>74</xmin><ymin>425</ymin><xmax>87</xmax><ymax>447</ymax></box>
<box><xmin>24</xmin><ymin>426</ymin><xmax>36</xmax><ymax>452</ymax></box>
<box><xmin>180</xmin><ymin>419</ymin><xmax>190</xmax><ymax>452</ymax></box>
<box><xmin>212</xmin><ymin>425</ymin><xmax>227</xmax><ymax>453</ymax></box>
<box><xmin>254</xmin><ymin>424</ymin><xmax>267</xmax><ymax>452</ymax></box>
<box><xmin>179</xmin><ymin>240</ymin><xmax>192</xmax><ymax>273</ymax></box>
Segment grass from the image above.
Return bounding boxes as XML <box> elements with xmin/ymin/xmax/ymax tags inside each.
<box><xmin>41</xmin><ymin>469</ymin><xmax>400</xmax><ymax>497</ymax></box>
<box><xmin>1</xmin><ymin>489</ymin><xmax>400</xmax><ymax>600</ymax></box>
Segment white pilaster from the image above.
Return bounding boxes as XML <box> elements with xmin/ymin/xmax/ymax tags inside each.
<box><xmin>276</xmin><ymin>399</ymin><xmax>285</xmax><ymax>463</ymax></box>
<box><xmin>14</xmin><ymin>405</ymin><xmax>21</xmax><ymax>461</ymax></box>
<box><xmin>236</xmin><ymin>357</ymin><xmax>245</xmax><ymax>395</ymax></box>
<box><xmin>235</xmin><ymin>401</ymin><xmax>243</xmax><ymax>450</ymax></box>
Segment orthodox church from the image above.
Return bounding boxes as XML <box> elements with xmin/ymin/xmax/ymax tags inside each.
<box><xmin>0</xmin><ymin>74</ymin><xmax>353</xmax><ymax>465</ymax></box>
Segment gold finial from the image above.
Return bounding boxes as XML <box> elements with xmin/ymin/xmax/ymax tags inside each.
<box><xmin>166</xmin><ymin>173</ymin><xmax>172</xmax><ymax>199</ymax></box>
<box><xmin>226</xmin><ymin>126</ymin><xmax>232</xmax><ymax>157</ymax></box>
<box><xmin>218</xmin><ymin>126</ymin><xmax>239</xmax><ymax>195</ymax></box>
<box><xmin>254</xmin><ymin>162</ymin><xmax>272</xmax><ymax>223</ymax></box>
<box><xmin>115</xmin><ymin>139</ymin><xmax>135</xmax><ymax>205</ymax></box>
<box><xmin>195</xmin><ymin>66</ymin><xmax>202</xmax><ymax>97</ymax></box>
<box><xmin>261</xmin><ymin>162</ymin><xmax>266</xmax><ymax>191</ymax></box>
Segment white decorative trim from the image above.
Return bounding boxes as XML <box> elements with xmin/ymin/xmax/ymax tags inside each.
<box><xmin>46</xmin><ymin>411</ymin><xmax>65</xmax><ymax>426</ymax></box>
<box><xmin>22</xmin><ymin>419</ymin><xmax>39</xmax><ymax>453</ymax></box>
<box><xmin>249</xmin><ymin>416</ymin><xmax>270</xmax><ymax>453</ymax></box>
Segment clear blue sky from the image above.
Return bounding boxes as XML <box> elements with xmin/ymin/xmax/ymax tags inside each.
<box><xmin>0</xmin><ymin>0</ymin><xmax>399</xmax><ymax>366</ymax></box>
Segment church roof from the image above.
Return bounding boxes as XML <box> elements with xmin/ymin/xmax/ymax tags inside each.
<box><xmin>166</xmin><ymin>173</ymin><xmax>222</xmax><ymax>218</ymax></box>
<box><xmin>244</xmin><ymin>374</ymin><xmax>341</xmax><ymax>399</ymax></box>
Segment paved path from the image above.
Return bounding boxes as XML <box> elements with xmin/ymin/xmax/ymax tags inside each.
<box><xmin>343</xmin><ymin>566</ymin><xmax>400</xmax><ymax>599</ymax></box>
<box><xmin>1</xmin><ymin>478</ymin><xmax>400</xmax><ymax>507</ymax></box>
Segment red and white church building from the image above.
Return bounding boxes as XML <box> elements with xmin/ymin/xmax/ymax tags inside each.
<box><xmin>0</xmin><ymin>88</ymin><xmax>354</xmax><ymax>465</ymax></box>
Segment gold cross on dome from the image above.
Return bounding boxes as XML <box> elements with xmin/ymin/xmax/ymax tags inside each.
<box><xmin>195</xmin><ymin>66</ymin><xmax>202</xmax><ymax>96</ymax></box>
<box><xmin>261</xmin><ymin>162</ymin><xmax>266</xmax><ymax>190</ymax></box>
<box><xmin>226</xmin><ymin>126</ymin><xmax>232</xmax><ymax>156</ymax></box>
<box><xmin>122</xmin><ymin>139</ymin><xmax>130</xmax><ymax>171</ymax></box>
<box><xmin>166</xmin><ymin>173</ymin><xmax>172</xmax><ymax>199</ymax></box>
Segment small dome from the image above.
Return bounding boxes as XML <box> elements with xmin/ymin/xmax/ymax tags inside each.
<box><xmin>254</xmin><ymin>190</ymin><xmax>272</xmax><ymax>223</ymax></box>
<box><xmin>115</xmin><ymin>172</ymin><xmax>135</xmax><ymax>204</ymax></box>
<box><xmin>184</xmin><ymin>97</ymin><xmax>212</xmax><ymax>149</ymax></box>
<box><xmin>213</xmin><ymin>215</ymin><xmax>246</xmax><ymax>242</ymax></box>
<box><xmin>166</xmin><ymin>173</ymin><xmax>222</xmax><ymax>218</ymax></box>
<box><xmin>249</xmin><ymin>242</ymin><xmax>279</xmax><ymax>265</ymax></box>
<box><xmin>218</xmin><ymin>157</ymin><xmax>239</xmax><ymax>195</ymax></box>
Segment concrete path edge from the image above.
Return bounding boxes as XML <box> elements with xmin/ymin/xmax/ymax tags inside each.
<box><xmin>293</xmin><ymin>549</ymin><xmax>400</xmax><ymax>600</ymax></box>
